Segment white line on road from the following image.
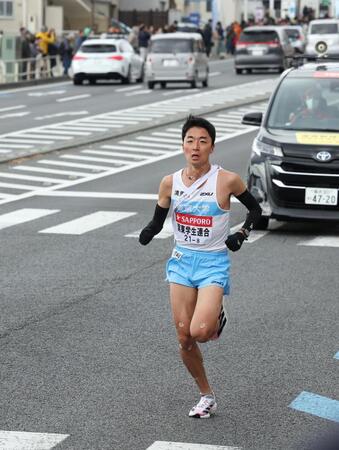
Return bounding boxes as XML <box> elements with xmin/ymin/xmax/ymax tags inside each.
<box><xmin>0</xmin><ymin>430</ymin><xmax>69</xmax><ymax>450</ymax></box>
<box><xmin>125</xmin><ymin>89</ymin><xmax>152</xmax><ymax>96</ymax></box>
<box><xmin>0</xmin><ymin>143</ymin><xmax>33</xmax><ymax>149</ymax></box>
<box><xmin>146</xmin><ymin>442</ymin><xmax>241</xmax><ymax>450</ymax></box>
<box><xmin>39</xmin><ymin>211</ymin><xmax>136</xmax><ymax>235</ymax></box>
<box><xmin>0</xmin><ymin>105</ymin><xmax>26</xmax><ymax>112</ymax></box>
<box><xmin>35</xmin><ymin>111</ymin><xmax>89</xmax><ymax>120</ymax></box>
<box><xmin>119</xmin><ymin>140</ymin><xmax>178</xmax><ymax>150</ymax></box>
<box><xmin>0</xmin><ymin>208</ymin><xmax>59</xmax><ymax>230</ymax></box>
<box><xmin>57</xmin><ymin>94</ymin><xmax>91</xmax><ymax>102</ymax></box>
<box><xmin>0</xmin><ymin>111</ymin><xmax>30</xmax><ymax>119</ymax></box>
<box><xmin>209</xmin><ymin>71</ymin><xmax>221</xmax><ymax>77</ymax></box>
<box><xmin>115</xmin><ymin>85</ymin><xmax>142</xmax><ymax>93</ymax></box>
<box><xmin>38</xmin><ymin>159</ymin><xmax>109</xmax><ymax>171</ymax></box>
<box><xmin>298</xmin><ymin>236</ymin><xmax>339</xmax><ymax>247</ymax></box>
<box><xmin>0</xmin><ymin>171</ymin><xmax>67</xmax><ymax>183</ymax></box>
<box><xmin>39</xmin><ymin>191</ymin><xmax>158</xmax><ymax>200</ymax></box>
<box><xmin>101</xmin><ymin>144</ymin><xmax>165</xmax><ymax>154</ymax></box>
<box><xmin>28</xmin><ymin>90</ymin><xmax>66</xmax><ymax>97</ymax></box>
<box><xmin>136</xmin><ymin>136</ymin><xmax>181</xmax><ymax>144</ymax></box>
<box><xmin>60</xmin><ymin>154</ymin><xmax>130</xmax><ymax>165</ymax></box>
<box><xmin>14</xmin><ymin>165</ymin><xmax>90</xmax><ymax>177</ymax></box>
<box><xmin>0</xmin><ymin>182</ymin><xmax>41</xmax><ymax>190</ymax></box>
<box><xmin>82</xmin><ymin>149</ymin><xmax>146</xmax><ymax>160</ymax></box>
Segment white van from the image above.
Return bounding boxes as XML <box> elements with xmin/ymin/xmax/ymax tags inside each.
<box><xmin>306</xmin><ymin>19</ymin><xmax>339</xmax><ymax>56</ymax></box>
<box><xmin>144</xmin><ymin>32</ymin><xmax>209</xmax><ymax>89</ymax></box>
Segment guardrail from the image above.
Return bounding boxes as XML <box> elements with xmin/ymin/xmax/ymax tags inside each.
<box><xmin>0</xmin><ymin>55</ymin><xmax>64</xmax><ymax>84</ymax></box>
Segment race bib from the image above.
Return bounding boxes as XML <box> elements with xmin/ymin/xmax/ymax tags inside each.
<box><xmin>175</xmin><ymin>212</ymin><xmax>213</xmax><ymax>244</ymax></box>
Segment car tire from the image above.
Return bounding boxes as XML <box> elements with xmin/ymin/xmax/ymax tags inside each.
<box><xmin>202</xmin><ymin>77</ymin><xmax>208</xmax><ymax>87</ymax></box>
<box><xmin>147</xmin><ymin>81</ymin><xmax>154</xmax><ymax>89</ymax></box>
<box><xmin>122</xmin><ymin>66</ymin><xmax>132</xmax><ymax>84</ymax></box>
<box><xmin>247</xmin><ymin>68</ymin><xmax>252</xmax><ymax>74</ymax></box>
<box><xmin>235</xmin><ymin>68</ymin><xmax>242</xmax><ymax>75</ymax></box>
<box><xmin>136</xmin><ymin>65</ymin><xmax>144</xmax><ymax>83</ymax></box>
<box><xmin>160</xmin><ymin>82</ymin><xmax>166</xmax><ymax>88</ymax></box>
<box><xmin>89</xmin><ymin>78</ymin><xmax>96</xmax><ymax>85</ymax></box>
<box><xmin>73</xmin><ymin>76</ymin><xmax>83</xmax><ymax>85</ymax></box>
<box><xmin>253</xmin><ymin>216</ymin><xmax>269</xmax><ymax>230</ymax></box>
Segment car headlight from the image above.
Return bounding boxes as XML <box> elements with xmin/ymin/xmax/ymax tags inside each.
<box><xmin>252</xmin><ymin>137</ymin><xmax>283</xmax><ymax>157</ymax></box>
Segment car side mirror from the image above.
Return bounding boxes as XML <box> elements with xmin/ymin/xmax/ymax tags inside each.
<box><xmin>242</xmin><ymin>112</ymin><xmax>263</xmax><ymax>126</ymax></box>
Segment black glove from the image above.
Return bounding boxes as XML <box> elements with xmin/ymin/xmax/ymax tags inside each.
<box><xmin>139</xmin><ymin>226</ymin><xmax>155</xmax><ymax>245</ymax></box>
<box><xmin>225</xmin><ymin>231</ymin><xmax>246</xmax><ymax>252</ymax></box>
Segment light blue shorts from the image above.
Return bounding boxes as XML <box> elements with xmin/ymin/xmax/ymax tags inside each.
<box><xmin>166</xmin><ymin>245</ymin><xmax>231</xmax><ymax>295</ymax></box>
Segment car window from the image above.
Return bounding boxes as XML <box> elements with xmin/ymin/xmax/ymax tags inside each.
<box><xmin>150</xmin><ymin>39</ymin><xmax>193</xmax><ymax>53</ymax></box>
<box><xmin>239</xmin><ymin>30</ymin><xmax>279</xmax><ymax>43</ymax></box>
<box><xmin>285</xmin><ymin>29</ymin><xmax>300</xmax><ymax>40</ymax></box>
<box><xmin>267</xmin><ymin>76</ymin><xmax>339</xmax><ymax>131</ymax></box>
<box><xmin>310</xmin><ymin>23</ymin><xmax>338</xmax><ymax>34</ymax></box>
<box><xmin>80</xmin><ymin>44</ymin><xmax>117</xmax><ymax>53</ymax></box>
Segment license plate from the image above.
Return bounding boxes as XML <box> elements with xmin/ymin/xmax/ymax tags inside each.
<box><xmin>252</xmin><ymin>49</ymin><xmax>264</xmax><ymax>56</ymax></box>
<box><xmin>163</xmin><ymin>60</ymin><xmax>179</xmax><ymax>67</ymax></box>
<box><xmin>305</xmin><ymin>188</ymin><xmax>338</xmax><ymax>205</ymax></box>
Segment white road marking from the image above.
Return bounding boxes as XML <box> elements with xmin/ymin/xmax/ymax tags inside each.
<box><xmin>0</xmin><ymin>137</ymin><xmax>54</xmax><ymax>144</ymax></box>
<box><xmin>0</xmin><ymin>172</ymin><xmax>66</xmax><ymax>184</ymax></box>
<box><xmin>35</xmin><ymin>111</ymin><xmax>88</xmax><ymax>120</ymax></box>
<box><xmin>14</xmin><ymin>165</ymin><xmax>90</xmax><ymax>177</ymax></box>
<box><xmin>115</xmin><ymin>85</ymin><xmax>142</xmax><ymax>92</ymax></box>
<box><xmin>125</xmin><ymin>218</ymin><xmax>172</xmax><ymax>239</ymax></box>
<box><xmin>45</xmin><ymin>127</ymin><xmax>92</xmax><ymax>136</ymax></box>
<box><xmin>146</xmin><ymin>442</ymin><xmax>241</xmax><ymax>450</ymax></box>
<box><xmin>298</xmin><ymin>236</ymin><xmax>339</xmax><ymax>247</ymax></box>
<box><xmin>55</xmin><ymin>124</ymin><xmax>108</xmax><ymax>131</ymax></box>
<box><xmin>0</xmin><ymin>143</ymin><xmax>33</xmax><ymax>149</ymax></box>
<box><xmin>0</xmin><ymin>149</ymin><xmax>11</xmax><ymax>153</ymax></box>
<box><xmin>152</xmin><ymin>132</ymin><xmax>179</xmax><ymax>138</ymax></box>
<box><xmin>125</xmin><ymin>89</ymin><xmax>152</xmax><ymax>96</ymax></box>
<box><xmin>0</xmin><ymin>430</ymin><xmax>69</xmax><ymax>450</ymax></box>
<box><xmin>101</xmin><ymin>144</ymin><xmax>165</xmax><ymax>154</ymax></box>
<box><xmin>0</xmin><ymin>111</ymin><xmax>30</xmax><ymax>119</ymax></box>
<box><xmin>16</xmin><ymin>133</ymin><xmax>72</xmax><ymax>141</ymax></box>
<box><xmin>57</xmin><ymin>94</ymin><xmax>91</xmax><ymax>102</ymax></box>
<box><xmin>209</xmin><ymin>71</ymin><xmax>221</xmax><ymax>76</ymax></box>
<box><xmin>0</xmin><ymin>208</ymin><xmax>59</xmax><ymax>230</ymax></box>
<box><xmin>39</xmin><ymin>191</ymin><xmax>158</xmax><ymax>200</ymax></box>
<box><xmin>0</xmin><ymin>182</ymin><xmax>41</xmax><ymax>190</ymax></box>
<box><xmin>136</xmin><ymin>136</ymin><xmax>181</xmax><ymax>144</ymax></box>
<box><xmin>0</xmin><ymin>105</ymin><xmax>26</xmax><ymax>112</ymax></box>
<box><xmin>39</xmin><ymin>211</ymin><xmax>136</xmax><ymax>235</ymax></box>
<box><xmin>82</xmin><ymin>149</ymin><xmax>146</xmax><ymax>160</ymax></box>
<box><xmin>120</xmin><ymin>140</ymin><xmax>178</xmax><ymax>150</ymax></box>
<box><xmin>162</xmin><ymin>89</ymin><xmax>187</xmax><ymax>96</ymax></box>
<box><xmin>28</xmin><ymin>90</ymin><xmax>66</xmax><ymax>97</ymax></box>
<box><xmin>83</xmin><ymin>118</ymin><xmax>138</xmax><ymax>125</ymax></box>
<box><xmin>38</xmin><ymin>159</ymin><xmax>108</xmax><ymax>171</ymax></box>
<box><xmin>60</xmin><ymin>154</ymin><xmax>130</xmax><ymax>165</ymax></box>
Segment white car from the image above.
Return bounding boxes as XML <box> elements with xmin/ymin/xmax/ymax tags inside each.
<box><xmin>71</xmin><ymin>38</ymin><xmax>144</xmax><ymax>85</ymax></box>
<box><xmin>306</xmin><ymin>19</ymin><xmax>339</xmax><ymax>56</ymax></box>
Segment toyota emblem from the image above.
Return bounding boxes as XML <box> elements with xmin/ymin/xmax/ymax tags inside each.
<box><xmin>315</xmin><ymin>151</ymin><xmax>332</xmax><ymax>162</ymax></box>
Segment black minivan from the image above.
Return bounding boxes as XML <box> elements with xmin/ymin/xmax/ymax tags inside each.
<box><xmin>235</xmin><ymin>26</ymin><xmax>295</xmax><ymax>74</ymax></box>
<box><xmin>243</xmin><ymin>60</ymin><xmax>339</xmax><ymax>229</ymax></box>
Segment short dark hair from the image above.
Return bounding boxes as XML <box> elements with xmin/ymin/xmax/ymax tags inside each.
<box><xmin>182</xmin><ymin>115</ymin><xmax>216</xmax><ymax>145</ymax></box>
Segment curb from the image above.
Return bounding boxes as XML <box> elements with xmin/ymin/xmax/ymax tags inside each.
<box><xmin>2</xmin><ymin>93</ymin><xmax>270</xmax><ymax>166</ymax></box>
<box><xmin>0</xmin><ymin>76</ymin><xmax>69</xmax><ymax>91</ymax></box>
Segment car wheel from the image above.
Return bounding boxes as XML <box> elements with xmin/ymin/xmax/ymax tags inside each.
<box><xmin>122</xmin><ymin>66</ymin><xmax>132</xmax><ymax>84</ymax></box>
<box><xmin>160</xmin><ymin>82</ymin><xmax>166</xmax><ymax>89</ymax></box>
<box><xmin>247</xmin><ymin>68</ymin><xmax>252</xmax><ymax>74</ymax></box>
<box><xmin>253</xmin><ymin>216</ymin><xmax>269</xmax><ymax>230</ymax></box>
<box><xmin>202</xmin><ymin>77</ymin><xmax>208</xmax><ymax>87</ymax></box>
<box><xmin>136</xmin><ymin>66</ymin><xmax>144</xmax><ymax>83</ymax></box>
<box><xmin>147</xmin><ymin>81</ymin><xmax>154</xmax><ymax>89</ymax></box>
<box><xmin>73</xmin><ymin>76</ymin><xmax>83</xmax><ymax>85</ymax></box>
<box><xmin>89</xmin><ymin>78</ymin><xmax>96</xmax><ymax>85</ymax></box>
<box><xmin>235</xmin><ymin>68</ymin><xmax>242</xmax><ymax>75</ymax></box>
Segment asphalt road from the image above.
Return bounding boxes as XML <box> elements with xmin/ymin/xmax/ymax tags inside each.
<box><xmin>0</xmin><ymin>64</ymin><xmax>338</xmax><ymax>450</ymax></box>
<box><xmin>0</xmin><ymin>59</ymin><xmax>275</xmax><ymax>134</ymax></box>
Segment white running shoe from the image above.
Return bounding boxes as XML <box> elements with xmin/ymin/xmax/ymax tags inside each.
<box><xmin>188</xmin><ymin>394</ymin><xmax>217</xmax><ymax>418</ymax></box>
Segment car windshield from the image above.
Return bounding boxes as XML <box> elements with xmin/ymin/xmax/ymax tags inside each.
<box><xmin>80</xmin><ymin>44</ymin><xmax>117</xmax><ymax>53</ymax></box>
<box><xmin>267</xmin><ymin>76</ymin><xmax>339</xmax><ymax>131</ymax></box>
<box><xmin>150</xmin><ymin>39</ymin><xmax>193</xmax><ymax>53</ymax></box>
<box><xmin>239</xmin><ymin>30</ymin><xmax>279</xmax><ymax>43</ymax></box>
<box><xmin>310</xmin><ymin>23</ymin><xmax>338</xmax><ymax>34</ymax></box>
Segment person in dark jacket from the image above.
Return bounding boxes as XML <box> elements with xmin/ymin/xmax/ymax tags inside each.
<box><xmin>138</xmin><ymin>24</ymin><xmax>151</xmax><ymax>61</ymax></box>
<box><xmin>202</xmin><ymin>20</ymin><xmax>213</xmax><ymax>57</ymax></box>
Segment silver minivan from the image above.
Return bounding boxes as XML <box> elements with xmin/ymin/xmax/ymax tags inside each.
<box><xmin>306</xmin><ymin>19</ymin><xmax>339</xmax><ymax>56</ymax></box>
<box><xmin>144</xmin><ymin>32</ymin><xmax>209</xmax><ymax>89</ymax></box>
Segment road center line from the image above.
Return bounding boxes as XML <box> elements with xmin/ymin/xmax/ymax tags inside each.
<box><xmin>0</xmin><ymin>105</ymin><xmax>26</xmax><ymax>112</ymax></box>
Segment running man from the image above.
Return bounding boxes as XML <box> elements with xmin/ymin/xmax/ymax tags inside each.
<box><xmin>139</xmin><ymin>115</ymin><xmax>262</xmax><ymax>418</ymax></box>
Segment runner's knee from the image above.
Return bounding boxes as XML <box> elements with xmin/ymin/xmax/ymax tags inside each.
<box><xmin>178</xmin><ymin>335</ymin><xmax>194</xmax><ymax>351</ymax></box>
<box><xmin>190</xmin><ymin>323</ymin><xmax>215</xmax><ymax>343</ymax></box>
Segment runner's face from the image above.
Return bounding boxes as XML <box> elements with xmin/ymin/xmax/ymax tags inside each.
<box><xmin>182</xmin><ymin>127</ymin><xmax>214</xmax><ymax>166</ymax></box>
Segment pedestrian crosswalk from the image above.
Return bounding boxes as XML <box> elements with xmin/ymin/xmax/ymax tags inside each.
<box><xmin>0</xmin><ymin>79</ymin><xmax>276</xmax><ymax>156</ymax></box>
<box><xmin>0</xmin><ymin>102</ymin><xmax>267</xmax><ymax>205</ymax></box>
<box><xmin>0</xmin><ymin>207</ymin><xmax>338</xmax><ymax>247</ymax></box>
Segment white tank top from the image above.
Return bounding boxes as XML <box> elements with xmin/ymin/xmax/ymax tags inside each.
<box><xmin>171</xmin><ymin>165</ymin><xmax>230</xmax><ymax>252</ymax></box>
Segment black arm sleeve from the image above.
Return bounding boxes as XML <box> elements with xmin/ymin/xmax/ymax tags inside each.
<box><xmin>139</xmin><ymin>204</ymin><xmax>170</xmax><ymax>245</ymax></box>
<box><xmin>236</xmin><ymin>190</ymin><xmax>262</xmax><ymax>233</ymax></box>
